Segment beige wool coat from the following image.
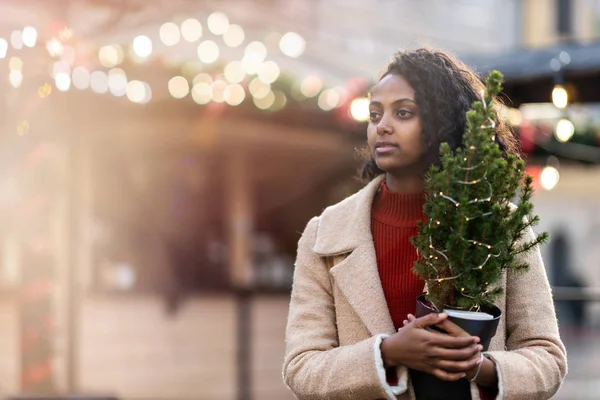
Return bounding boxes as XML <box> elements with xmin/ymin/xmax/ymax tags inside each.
<box><xmin>282</xmin><ymin>175</ymin><xmax>567</xmax><ymax>400</ymax></box>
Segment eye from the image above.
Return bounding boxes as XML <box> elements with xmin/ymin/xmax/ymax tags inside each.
<box><xmin>397</xmin><ymin>109</ymin><xmax>412</xmax><ymax>118</ymax></box>
<box><xmin>369</xmin><ymin>112</ymin><xmax>381</xmax><ymax>123</ymax></box>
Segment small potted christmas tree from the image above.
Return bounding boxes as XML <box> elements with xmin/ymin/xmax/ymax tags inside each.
<box><xmin>409</xmin><ymin>71</ymin><xmax>549</xmax><ymax>396</ymax></box>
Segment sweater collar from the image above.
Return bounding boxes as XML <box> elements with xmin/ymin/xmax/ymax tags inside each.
<box><xmin>372</xmin><ymin>182</ymin><xmax>425</xmax><ymax>227</ymax></box>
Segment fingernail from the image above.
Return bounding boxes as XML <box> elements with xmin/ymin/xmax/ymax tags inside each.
<box><xmin>461</xmin><ymin>373</ymin><xmax>467</xmax><ymax>378</ymax></box>
<box><xmin>478</xmin><ymin>345</ymin><xmax>484</xmax><ymax>351</ymax></box>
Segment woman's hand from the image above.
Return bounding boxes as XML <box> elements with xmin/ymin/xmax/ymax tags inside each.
<box><xmin>380</xmin><ymin>313</ymin><xmax>483</xmax><ymax>381</ymax></box>
<box><xmin>404</xmin><ymin>313</ymin><xmax>485</xmax><ymax>380</ymax></box>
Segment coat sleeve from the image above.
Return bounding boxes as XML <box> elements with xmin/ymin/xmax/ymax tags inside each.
<box><xmin>282</xmin><ymin>217</ymin><xmax>404</xmax><ymax>400</ymax></box>
<box><xmin>485</xmin><ymin>226</ymin><xmax>568</xmax><ymax>400</ymax></box>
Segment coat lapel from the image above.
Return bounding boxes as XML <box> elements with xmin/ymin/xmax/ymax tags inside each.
<box><xmin>329</xmin><ymin>243</ymin><xmax>396</xmax><ymax>335</ymax></box>
<box><xmin>312</xmin><ymin>176</ymin><xmax>396</xmax><ymax>336</ymax></box>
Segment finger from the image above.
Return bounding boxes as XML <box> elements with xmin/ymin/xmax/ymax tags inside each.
<box><xmin>412</xmin><ymin>312</ymin><xmax>448</xmax><ymax>329</ymax></box>
<box><xmin>403</xmin><ymin>319</ymin><xmax>409</xmax><ymax>326</ymax></box>
<box><xmin>430</xmin><ymin>368</ymin><xmax>466</xmax><ymax>382</ymax></box>
<box><xmin>433</xmin><ymin>355</ymin><xmax>483</xmax><ymax>373</ymax></box>
<box><xmin>407</xmin><ymin>314</ymin><xmax>416</xmax><ymax>322</ymax></box>
<box><xmin>435</xmin><ymin>319</ymin><xmax>472</xmax><ymax>338</ymax></box>
<box><xmin>429</xmin><ymin>330</ymin><xmax>479</xmax><ymax>347</ymax></box>
<box><xmin>430</xmin><ymin>344</ymin><xmax>483</xmax><ymax>361</ymax></box>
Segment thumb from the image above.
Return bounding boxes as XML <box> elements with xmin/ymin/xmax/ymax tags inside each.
<box><xmin>413</xmin><ymin>312</ymin><xmax>447</xmax><ymax>328</ymax></box>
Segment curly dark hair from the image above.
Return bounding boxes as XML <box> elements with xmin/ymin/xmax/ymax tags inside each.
<box><xmin>360</xmin><ymin>48</ymin><xmax>521</xmax><ymax>182</ymax></box>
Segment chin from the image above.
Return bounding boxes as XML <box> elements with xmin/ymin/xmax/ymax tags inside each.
<box><xmin>375</xmin><ymin>159</ymin><xmax>409</xmax><ymax>172</ymax></box>
<box><xmin>375</xmin><ymin>158</ymin><xmax>422</xmax><ymax>174</ymax></box>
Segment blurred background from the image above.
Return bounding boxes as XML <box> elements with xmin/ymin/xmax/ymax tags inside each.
<box><xmin>0</xmin><ymin>0</ymin><xmax>598</xmax><ymax>399</ymax></box>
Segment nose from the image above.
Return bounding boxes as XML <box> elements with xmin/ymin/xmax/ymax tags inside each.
<box><xmin>376</xmin><ymin>117</ymin><xmax>393</xmax><ymax>135</ymax></box>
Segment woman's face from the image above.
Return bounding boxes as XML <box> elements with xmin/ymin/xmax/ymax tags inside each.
<box><xmin>367</xmin><ymin>73</ymin><xmax>424</xmax><ymax>173</ymax></box>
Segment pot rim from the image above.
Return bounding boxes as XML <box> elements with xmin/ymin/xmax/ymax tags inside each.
<box><xmin>416</xmin><ymin>292</ymin><xmax>502</xmax><ymax>320</ymax></box>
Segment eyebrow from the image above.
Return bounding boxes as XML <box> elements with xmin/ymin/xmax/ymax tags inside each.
<box><xmin>370</xmin><ymin>98</ymin><xmax>417</xmax><ymax>107</ymax></box>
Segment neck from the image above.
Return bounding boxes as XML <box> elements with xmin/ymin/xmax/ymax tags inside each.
<box><xmin>385</xmin><ymin>172</ymin><xmax>425</xmax><ymax>194</ymax></box>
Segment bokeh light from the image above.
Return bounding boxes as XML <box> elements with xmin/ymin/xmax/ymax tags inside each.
<box><xmin>555</xmin><ymin>119</ymin><xmax>575</xmax><ymax>142</ymax></box>
<box><xmin>540</xmin><ymin>166</ymin><xmax>560</xmax><ymax>191</ymax></box>
<box><xmin>133</xmin><ymin>35</ymin><xmax>153</xmax><ymax>58</ymax></box>
<box><xmin>279</xmin><ymin>32</ymin><xmax>306</xmax><ymax>58</ymax></box>
<box><xmin>224</xmin><ymin>84</ymin><xmax>246</xmax><ymax>106</ymax></box>
<box><xmin>168</xmin><ymin>76</ymin><xmax>190</xmax><ymax>99</ymax></box>
<box><xmin>90</xmin><ymin>71</ymin><xmax>109</xmax><ymax>94</ymax></box>
<box><xmin>181</xmin><ymin>18</ymin><xmax>203</xmax><ymax>42</ymax></box>
<box><xmin>223</xmin><ymin>24</ymin><xmax>245</xmax><ymax>47</ymax></box>
<box><xmin>350</xmin><ymin>98</ymin><xmax>370</xmax><ymax>121</ymax></box>
<box><xmin>197</xmin><ymin>40</ymin><xmax>220</xmax><ymax>64</ymax></box>
<box><xmin>207</xmin><ymin>12</ymin><xmax>229</xmax><ymax>35</ymax></box>
<box><xmin>192</xmin><ymin>82</ymin><xmax>212</xmax><ymax>105</ymax></box>
<box><xmin>160</xmin><ymin>22</ymin><xmax>181</xmax><ymax>46</ymax></box>
<box><xmin>72</xmin><ymin>66</ymin><xmax>91</xmax><ymax>90</ymax></box>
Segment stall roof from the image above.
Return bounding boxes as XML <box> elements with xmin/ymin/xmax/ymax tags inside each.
<box><xmin>461</xmin><ymin>41</ymin><xmax>600</xmax><ymax>82</ymax></box>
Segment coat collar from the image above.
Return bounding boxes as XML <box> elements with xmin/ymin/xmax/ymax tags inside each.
<box><xmin>311</xmin><ymin>175</ymin><xmax>398</xmax><ymax>335</ymax></box>
<box><xmin>312</xmin><ymin>175</ymin><xmax>385</xmax><ymax>256</ymax></box>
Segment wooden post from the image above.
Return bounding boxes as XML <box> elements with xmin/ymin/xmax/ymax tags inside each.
<box><xmin>226</xmin><ymin>150</ymin><xmax>254</xmax><ymax>400</ymax></box>
<box><xmin>227</xmin><ymin>151</ymin><xmax>254</xmax><ymax>288</ymax></box>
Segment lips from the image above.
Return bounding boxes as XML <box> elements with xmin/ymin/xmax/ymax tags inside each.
<box><xmin>375</xmin><ymin>142</ymin><xmax>399</xmax><ymax>149</ymax></box>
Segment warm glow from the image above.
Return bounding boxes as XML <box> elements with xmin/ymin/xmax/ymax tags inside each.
<box><xmin>207</xmin><ymin>12</ymin><xmax>230</xmax><ymax>35</ymax></box>
<box><xmin>245</xmin><ymin>41</ymin><xmax>267</xmax><ymax>60</ymax></box>
<box><xmin>133</xmin><ymin>35</ymin><xmax>153</xmax><ymax>58</ymax></box>
<box><xmin>9</xmin><ymin>70</ymin><xmax>23</xmax><ymax>88</ymax></box>
<box><xmin>90</xmin><ymin>71</ymin><xmax>109</xmax><ymax>94</ymax></box>
<box><xmin>9</xmin><ymin>56</ymin><xmax>23</xmax><ymax>71</ymax></box>
<box><xmin>211</xmin><ymin>80</ymin><xmax>228</xmax><ymax>103</ymax></box>
<box><xmin>300</xmin><ymin>76</ymin><xmax>323</xmax><ymax>98</ymax></box>
<box><xmin>192</xmin><ymin>82</ymin><xmax>212</xmax><ymax>105</ymax></box>
<box><xmin>55</xmin><ymin>72</ymin><xmax>71</xmax><ymax>92</ymax></box>
<box><xmin>241</xmin><ymin>42</ymin><xmax>267</xmax><ymax>75</ymax></box>
<box><xmin>197</xmin><ymin>40</ymin><xmax>219</xmax><ymax>63</ymax></box>
<box><xmin>507</xmin><ymin>107</ymin><xmax>523</xmax><ymax>126</ymax></box>
<box><xmin>552</xmin><ymin>85</ymin><xmax>568</xmax><ymax>109</ymax></box>
<box><xmin>126</xmin><ymin>80</ymin><xmax>146</xmax><ymax>103</ymax></box>
<box><xmin>181</xmin><ymin>61</ymin><xmax>202</xmax><ymax>78</ymax></box>
<box><xmin>350</xmin><ymin>98</ymin><xmax>370</xmax><ymax>121</ymax></box>
<box><xmin>99</xmin><ymin>45</ymin><xmax>119</xmax><ymax>68</ymax></box>
<box><xmin>318</xmin><ymin>89</ymin><xmax>341</xmax><ymax>111</ymax></box>
<box><xmin>223</xmin><ymin>24</ymin><xmax>245</xmax><ymax>47</ymax></box>
<box><xmin>22</xmin><ymin>26</ymin><xmax>38</xmax><ymax>48</ymax></box>
<box><xmin>0</xmin><ymin>39</ymin><xmax>7</xmax><ymax>58</ymax></box>
<box><xmin>47</xmin><ymin>38</ymin><xmax>64</xmax><ymax>56</ymax></box>
<box><xmin>270</xmin><ymin>91</ymin><xmax>287</xmax><ymax>111</ymax></box>
<box><xmin>140</xmin><ymin>82</ymin><xmax>152</xmax><ymax>103</ymax></box>
<box><xmin>160</xmin><ymin>22</ymin><xmax>181</xmax><ymax>46</ymax></box>
<box><xmin>249</xmin><ymin>77</ymin><xmax>271</xmax><ymax>99</ymax></box>
<box><xmin>181</xmin><ymin>18</ymin><xmax>203</xmax><ymax>42</ymax></box>
<box><xmin>168</xmin><ymin>76</ymin><xmax>190</xmax><ymax>99</ymax></box>
<box><xmin>555</xmin><ymin>119</ymin><xmax>575</xmax><ymax>142</ymax></box>
<box><xmin>254</xmin><ymin>91</ymin><xmax>275</xmax><ymax>110</ymax></box>
<box><xmin>61</xmin><ymin>45</ymin><xmax>76</xmax><ymax>65</ymax></box>
<box><xmin>108</xmin><ymin>68</ymin><xmax>128</xmax><ymax>96</ymax></box>
<box><xmin>540</xmin><ymin>166</ymin><xmax>560</xmax><ymax>191</ymax></box>
<box><xmin>279</xmin><ymin>32</ymin><xmax>305</xmax><ymax>58</ymax></box>
<box><xmin>224</xmin><ymin>84</ymin><xmax>246</xmax><ymax>106</ymax></box>
<box><xmin>258</xmin><ymin>61</ymin><xmax>280</xmax><ymax>84</ymax></box>
<box><xmin>72</xmin><ymin>66</ymin><xmax>91</xmax><ymax>90</ymax></box>
<box><xmin>52</xmin><ymin>61</ymin><xmax>70</xmax><ymax>78</ymax></box>
<box><xmin>193</xmin><ymin>73</ymin><xmax>214</xmax><ymax>85</ymax></box>
<box><xmin>224</xmin><ymin>61</ymin><xmax>245</xmax><ymax>84</ymax></box>
<box><xmin>10</xmin><ymin>30</ymin><xmax>23</xmax><ymax>50</ymax></box>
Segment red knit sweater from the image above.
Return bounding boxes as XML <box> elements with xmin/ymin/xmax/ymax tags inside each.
<box><xmin>371</xmin><ymin>181</ymin><xmax>425</xmax><ymax>330</ymax></box>
<box><xmin>372</xmin><ymin>181</ymin><xmax>497</xmax><ymax>399</ymax></box>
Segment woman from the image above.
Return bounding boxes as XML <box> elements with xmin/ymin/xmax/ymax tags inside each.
<box><xmin>282</xmin><ymin>49</ymin><xmax>567</xmax><ymax>400</ymax></box>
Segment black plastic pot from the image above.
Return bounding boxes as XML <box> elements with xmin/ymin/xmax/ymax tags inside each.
<box><xmin>409</xmin><ymin>293</ymin><xmax>502</xmax><ymax>400</ymax></box>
